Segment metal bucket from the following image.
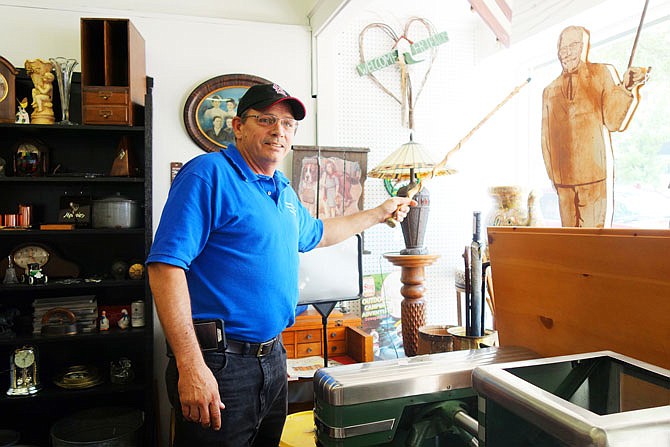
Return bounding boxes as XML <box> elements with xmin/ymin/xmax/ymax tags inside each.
<box><xmin>447</xmin><ymin>326</ymin><xmax>498</xmax><ymax>351</ymax></box>
<box><xmin>50</xmin><ymin>407</ymin><xmax>143</xmax><ymax>447</ymax></box>
<box><xmin>417</xmin><ymin>325</ymin><xmax>454</xmax><ymax>354</ymax></box>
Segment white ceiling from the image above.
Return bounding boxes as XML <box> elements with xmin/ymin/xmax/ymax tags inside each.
<box><xmin>4</xmin><ymin>0</ymin><xmax>656</xmax><ymax>44</ymax></box>
<box><xmin>0</xmin><ymin>0</ymin><xmax>335</xmax><ymax>26</ymax></box>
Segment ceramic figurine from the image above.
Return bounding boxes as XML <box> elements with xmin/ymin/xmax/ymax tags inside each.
<box><xmin>99</xmin><ymin>310</ymin><xmax>109</xmax><ymax>331</ymax></box>
<box><xmin>487</xmin><ymin>186</ymin><xmax>539</xmax><ymax>227</ymax></box>
<box><xmin>15</xmin><ymin>97</ymin><xmax>29</xmax><ymax>124</ymax></box>
<box><xmin>24</xmin><ymin>59</ymin><xmax>55</xmax><ymax>125</ymax></box>
<box><xmin>117</xmin><ymin>309</ymin><xmax>130</xmax><ymax>330</ymax></box>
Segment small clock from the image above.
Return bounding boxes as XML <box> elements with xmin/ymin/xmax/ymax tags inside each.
<box><xmin>7</xmin><ymin>345</ymin><xmax>41</xmax><ymax>396</ymax></box>
<box><xmin>128</xmin><ymin>263</ymin><xmax>145</xmax><ymax>280</ymax></box>
<box><xmin>3</xmin><ymin>242</ymin><xmax>80</xmax><ymax>281</ymax></box>
<box><xmin>12</xmin><ymin>243</ymin><xmax>50</xmax><ymax>271</ymax></box>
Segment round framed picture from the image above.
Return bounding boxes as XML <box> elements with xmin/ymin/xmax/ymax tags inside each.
<box><xmin>183</xmin><ymin>73</ymin><xmax>270</xmax><ymax>153</ymax></box>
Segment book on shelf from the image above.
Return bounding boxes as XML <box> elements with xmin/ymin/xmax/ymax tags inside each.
<box><xmin>40</xmin><ymin>223</ymin><xmax>75</xmax><ymax>230</ymax></box>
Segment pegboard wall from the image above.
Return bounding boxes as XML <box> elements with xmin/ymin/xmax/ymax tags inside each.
<box><xmin>328</xmin><ymin>6</ymin><xmax>494</xmax><ymax>327</ymax></box>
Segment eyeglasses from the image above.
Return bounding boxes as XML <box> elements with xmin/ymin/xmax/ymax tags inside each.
<box><xmin>243</xmin><ymin>114</ymin><xmax>299</xmax><ymax>131</ymax></box>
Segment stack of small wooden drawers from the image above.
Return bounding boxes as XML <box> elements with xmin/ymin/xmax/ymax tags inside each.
<box><xmin>282</xmin><ymin>308</ymin><xmax>373</xmax><ymax>363</ymax></box>
<box><xmin>80</xmin><ymin>18</ymin><xmax>146</xmax><ymax>126</ymax></box>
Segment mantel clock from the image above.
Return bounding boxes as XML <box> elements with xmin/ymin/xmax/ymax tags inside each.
<box><xmin>0</xmin><ymin>55</ymin><xmax>19</xmax><ymax>123</ymax></box>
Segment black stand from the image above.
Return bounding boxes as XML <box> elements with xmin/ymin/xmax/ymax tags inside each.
<box><xmin>311</xmin><ymin>301</ymin><xmax>338</xmax><ymax>367</ymax></box>
<box><xmin>296</xmin><ymin>234</ymin><xmax>363</xmax><ymax>368</ymax></box>
<box><xmin>298</xmin><ymin>296</ymin><xmax>361</xmax><ymax>368</ymax></box>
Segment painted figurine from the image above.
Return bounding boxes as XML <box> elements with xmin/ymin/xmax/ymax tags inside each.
<box><xmin>118</xmin><ymin>309</ymin><xmax>130</xmax><ymax>330</ymax></box>
<box><xmin>15</xmin><ymin>97</ymin><xmax>30</xmax><ymax>124</ymax></box>
<box><xmin>99</xmin><ymin>310</ymin><xmax>110</xmax><ymax>331</ymax></box>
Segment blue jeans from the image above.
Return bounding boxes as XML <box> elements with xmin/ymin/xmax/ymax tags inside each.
<box><xmin>166</xmin><ymin>341</ymin><xmax>288</xmax><ymax>446</ymax></box>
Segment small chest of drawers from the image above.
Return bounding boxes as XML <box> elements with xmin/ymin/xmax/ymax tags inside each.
<box><xmin>282</xmin><ymin>308</ymin><xmax>373</xmax><ymax>362</ymax></box>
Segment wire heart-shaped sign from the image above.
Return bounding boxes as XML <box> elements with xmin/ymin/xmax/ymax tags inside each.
<box><xmin>358</xmin><ymin>18</ymin><xmax>447</xmax><ymax>129</ymax></box>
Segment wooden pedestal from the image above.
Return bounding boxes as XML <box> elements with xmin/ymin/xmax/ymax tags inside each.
<box><xmin>383</xmin><ymin>253</ymin><xmax>440</xmax><ymax>357</ymax></box>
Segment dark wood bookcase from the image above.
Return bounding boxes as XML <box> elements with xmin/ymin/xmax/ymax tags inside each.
<box><xmin>0</xmin><ymin>69</ymin><xmax>154</xmax><ymax>445</ymax></box>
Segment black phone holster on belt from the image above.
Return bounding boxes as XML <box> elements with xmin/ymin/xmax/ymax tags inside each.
<box><xmin>166</xmin><ymin>318</ymin><xmax>226</xmax><ymax>357</ymax></box>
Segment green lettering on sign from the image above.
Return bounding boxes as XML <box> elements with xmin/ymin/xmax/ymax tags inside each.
<box><xmin>410</xmin><ymin>31</ymin><xmax>449</xmax><ymax>55</ymax></box>
<box><xmin>357</xmin><ymin>30</ymin><xmax>449</xmax><ymax>76</ymax></box>
<box><xmin>356</xmin><ymin>50</ymin><xmax>399</xmax><ymax>76</ymax></box>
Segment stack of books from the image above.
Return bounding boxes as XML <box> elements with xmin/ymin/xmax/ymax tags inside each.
<box><xmin>32</xmin><ymin>295</ymin><xmax>98</xmax><ymax>335</ymax></box>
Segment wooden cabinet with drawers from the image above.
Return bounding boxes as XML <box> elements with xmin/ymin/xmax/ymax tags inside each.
<box><xmin>282</xmin><ymin>308</ymin><xmax>373</xmax><ymax>363</ymax></box>
<box><xmin>80</xmin><ymin>18</ymin><xmax>146</xmax><ymax>126</ymax></box>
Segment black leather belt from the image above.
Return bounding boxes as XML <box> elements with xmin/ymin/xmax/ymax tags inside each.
<box><xmin>225</xmin><ymin>337</ymin><xmax>278</xmax><ymax>357</ymax></box>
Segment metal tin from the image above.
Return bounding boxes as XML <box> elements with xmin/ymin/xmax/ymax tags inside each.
<box><xmin>131</xmin><ymin>300</ymin><xmax>145</xmax><ymax>328</ymax></box>
<box><xmin>3</xmin><ymin>213</ymin><xmax>17</xmax><ymax>227</ymax></box>
<box><xmin>18</xmin><ymin>204</ymin><xmax>31</xmax><ymax>227</ymax></box>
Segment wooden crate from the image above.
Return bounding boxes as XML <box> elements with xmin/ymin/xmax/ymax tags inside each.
<box><xmin>487</xmin><ymin>227</ymin><xmax>670</xmax><ymax>369</ymax></box>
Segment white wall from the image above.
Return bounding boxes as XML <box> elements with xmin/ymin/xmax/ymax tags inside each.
<box><xmin>0</xmin><ymin>5</ymin><xmax>314</xmax><ymax>444</ymax></box>
<box><xmin>315</xmin><ymin>0</ymin><xmax>500</xmax><ymax>326</ymax></box>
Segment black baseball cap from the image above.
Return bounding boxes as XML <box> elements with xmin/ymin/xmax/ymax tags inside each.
<box><xmin>237</xmin><ymin>83</ymin><xmax>306</xmax><ymax>120</ymax></box>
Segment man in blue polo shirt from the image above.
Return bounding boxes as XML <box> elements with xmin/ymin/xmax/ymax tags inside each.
<box><xmin>147</xmin><ymin>83</ymin><xmax>413</xmax><ymax>446</ymax></box>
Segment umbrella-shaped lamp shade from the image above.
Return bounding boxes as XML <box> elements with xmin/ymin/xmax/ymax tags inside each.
<box><xmin>369</xmin><ymin>137</ymin><xmax>455</xmax><ymax>255</ymax></box>
<box><xmin>368</xmin><ymin>138</ymin><xmax>455</xmax><ymax>180</ymax></box>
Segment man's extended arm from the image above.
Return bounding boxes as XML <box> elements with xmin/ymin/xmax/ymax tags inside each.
<box><xmin>318</xmin><ymin>196</ymin><xmax>413</xmax><ymax>247</ymax></box>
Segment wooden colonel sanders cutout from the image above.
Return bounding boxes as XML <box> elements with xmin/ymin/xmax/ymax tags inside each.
<box><xmin>541</xmin><ymin>23</ymin><xmax>649</xmax><ymax>228</ymax></box>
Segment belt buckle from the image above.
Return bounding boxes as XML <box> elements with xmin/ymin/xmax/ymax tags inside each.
<box><xmin>256</xmin><ymin>338</ymin><xmax>275</xmax><ymax>357</ymax></box>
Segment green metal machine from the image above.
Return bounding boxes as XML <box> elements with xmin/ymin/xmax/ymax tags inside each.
<box><xmin>313</xmin><ymin>346</ymin><xmax>537</xmax><ymax>446</ymax></box>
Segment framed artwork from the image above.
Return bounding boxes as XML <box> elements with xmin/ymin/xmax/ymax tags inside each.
<box><xmin>183</xmin><ymin>73</ymin><xmax>270</xmax><ymax>153</ymax></box>
<box><xmin>291</xmin><ymin>146</ymin><xmax>369</xmax><ymax>219</ymax></box>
